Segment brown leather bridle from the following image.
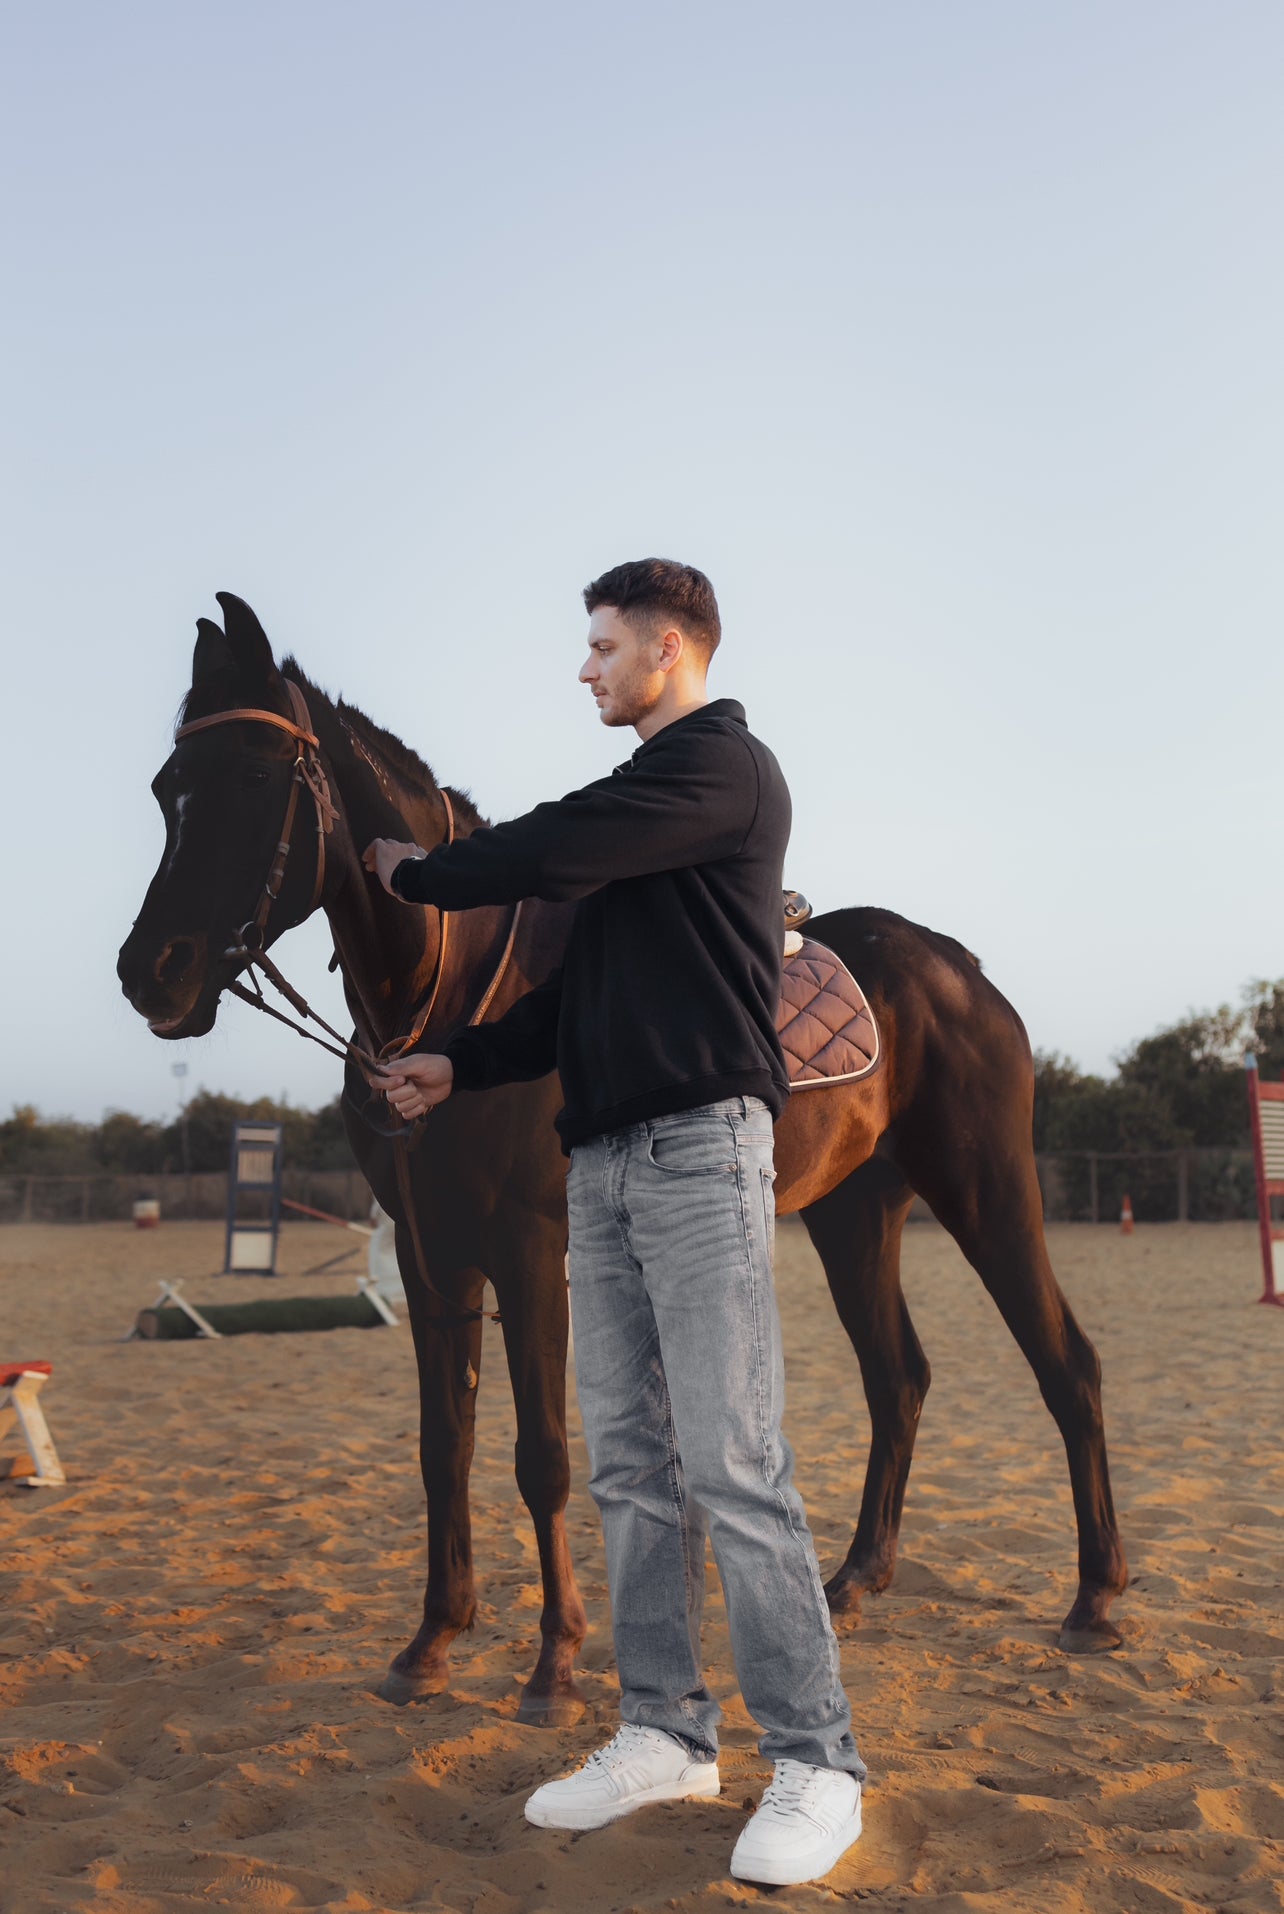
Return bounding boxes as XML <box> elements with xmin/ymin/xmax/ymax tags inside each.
<box><xmin>175</xmin><ymin>679</ymin><xmax>339</xmax><ymax>956</ymax></box>
<box><xmin>174</xmin><ymin>680</ymin><xmax>520</xmax><ymax>1073</ymax></box>
<box><xmin>171</xmin><ymin>681</ymin><xmax>520</xmax><ymax>1328</ymax></box>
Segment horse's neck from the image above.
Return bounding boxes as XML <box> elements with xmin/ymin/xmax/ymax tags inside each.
<box><xmin>310</xmin><ymin>702</ymin><xmax>492</xmax><ymax>1051</ymax></box>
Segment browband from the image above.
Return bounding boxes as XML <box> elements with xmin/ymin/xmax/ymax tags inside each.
<box><xmin>176</xmin><ymin>706</ymin><xmax>319</xmax><ymax>748</ymax></box>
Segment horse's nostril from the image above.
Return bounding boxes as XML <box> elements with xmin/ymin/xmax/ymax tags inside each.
<box><xmin>154</xmin><ymin>938</ymin><xmax>198</xmax><ymax>988</ymax></box>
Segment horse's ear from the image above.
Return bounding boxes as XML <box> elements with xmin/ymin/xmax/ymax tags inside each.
<box><xmin>192</xmin><ymin>615</ymin><xmax>236</xmax><ymax>686</ymax></box>
<box><xmin>214</xmin><ymin>591</ymin><xmax>281</xmax><ymax>690</ymax></box>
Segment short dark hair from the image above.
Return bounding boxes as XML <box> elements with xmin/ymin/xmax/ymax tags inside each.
<box><xmin>583</xmin><ymin>557</ymin><xmax>721</xmax><ymax>659</ymax></box>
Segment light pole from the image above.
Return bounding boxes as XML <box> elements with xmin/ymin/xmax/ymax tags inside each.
<box><xmin>172</xmin><ymin>1062</ymin><xmax>190</xmax><ymax>1180</ymax></box>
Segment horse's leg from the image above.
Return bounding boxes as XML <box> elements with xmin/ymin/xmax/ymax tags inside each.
<box><xmin>898</xmin><ymin>1129</ymin><xmax>1128</xmax><ymax>1653</ymax></box>
<box><xmin>376</xmin><ymin>1236</ymin><xmax>485</xmax><ymax>1705</ymax></box>
<box><xmin>800</xmin><ymin>1154</ymin><xmax>927</xmax><ymax>1617</ymax></box>
<box><xmin>489</xmin><ymin>1218</ymin><xmax>588</xmax><ymax>1728</ymax></box>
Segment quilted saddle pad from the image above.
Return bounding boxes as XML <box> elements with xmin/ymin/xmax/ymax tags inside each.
<box><xmin>777</xmin><ymin>935</ymin><xmax>880</xmax><ymax>1089</ymax></box>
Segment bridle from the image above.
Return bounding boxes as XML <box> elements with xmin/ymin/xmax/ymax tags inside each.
<box><xmin>175</xmin><ymin>682</ymin><xmax>374</xmax><ymax>1067</ymax></box>
<box><xmin>177</xmin><ymin>679</ymin><xmax>339</xmax><ymax>953</ymax></box>
<box><xmin>173</xmin><ymin>679</ymin><xmax>519</xmax><ymax>1074</ymax></box>
<box><xmin>172</xmin><ymin>680</ymin><xmax>522</xmax><ymax>1327</ymax></box>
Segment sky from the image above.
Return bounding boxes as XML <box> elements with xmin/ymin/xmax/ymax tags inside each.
<box><xmin>2</xmin><ymin>1</ymin><xmax>1281</xmax><ymax>1126</ymax></box>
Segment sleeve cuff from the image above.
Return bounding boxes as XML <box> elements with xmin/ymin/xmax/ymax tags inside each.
<box><xmin>390</xmin><ymin>855</ymin><xmax>428</xmax><ymax>900</ymax></box>
<box><xmin>441</xmin><ymin>1030</ymin><xmax>490</xmax><ymax>1092</ymax></box>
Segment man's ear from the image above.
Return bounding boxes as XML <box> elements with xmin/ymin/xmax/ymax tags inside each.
<box><xmin>658</xmin><ymin>626</ymin><xmax>685</xmax><ymax>671</ymax></box>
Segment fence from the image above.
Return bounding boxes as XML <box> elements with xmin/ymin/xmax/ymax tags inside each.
<box><xmin>1034</xmin><ymin>1149</ymin><xmax>1257</xmax><ymax>1224</ymax></box>
<box><xmin>1</xmin><ymin>1150</ymin><xmax>1256</xmax><ymax>1229</ymax></box>
<box><xmin>0</xmin><ymin>1168</ymin><xmax>372</xmax><ymax>1227</ymax></box>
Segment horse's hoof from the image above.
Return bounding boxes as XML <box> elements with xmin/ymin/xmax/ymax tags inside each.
<box><xmin>516</xmin><ymin>1682</ymin><xmax>587</xmax><ymax>1729</ymax></box>
<box><xmin>824</xmin><ymin>1579</ymin><xmax>865</xmax><ymax>1620</ymax></box>
<box><xmin>1057</xmin><ymin>1618</ymin><xmax>1123</xmax><ymax>1655</ymax></box>
<box><xmin>375</xmin><ymin>1666</ymin><xmax>450</xmax><ymax>1706</ymax></box>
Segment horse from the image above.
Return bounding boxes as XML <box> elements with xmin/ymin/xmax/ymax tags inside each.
<box><xmin>117</xmin><ymin>593</ymin><xmax>1128</xmax><ymax>1726</ymax></box>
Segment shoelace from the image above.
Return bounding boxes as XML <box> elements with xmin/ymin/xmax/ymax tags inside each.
<box><xmin>584</xmin><ymin>1724</ymin><xmax>655</xmax><ymax>1774</ymax></box>
<box><xmin>757</xmin><ymin>1761</ymin><xmax>831</xmax><ymax>1825</ymax></box>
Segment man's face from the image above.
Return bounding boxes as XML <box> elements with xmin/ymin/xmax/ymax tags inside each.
<box><xmin>579</xmin><ymin>604</ymin><xmax>666</xmax><ymax>728</ymax></box>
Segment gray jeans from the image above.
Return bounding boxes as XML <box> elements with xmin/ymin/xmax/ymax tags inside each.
<box><xmin>566</xmin><ymin>1094</ymin><xmax>865</xmax><ymax>1776</ymax></box>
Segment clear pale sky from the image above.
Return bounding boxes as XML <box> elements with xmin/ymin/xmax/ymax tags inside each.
<box><xmin>3</xmin><ymin>2</ymin><xmax>1280</xmax><ymax>1125</ymax></box>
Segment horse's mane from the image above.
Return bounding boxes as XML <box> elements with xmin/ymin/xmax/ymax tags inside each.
<box><xmin>175</xmin><ymin>651</ymin><xmax>487</xmax><ymax>830</ymax></box>
<box><xmin>179</xmin><ymin>652</ymin><xmax>488</xmax><ymax>832</ymax></box>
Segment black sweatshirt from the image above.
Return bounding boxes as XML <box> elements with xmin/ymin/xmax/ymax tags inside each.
<box><xmin>391</xmin><ymin>698</ymin><xmax>792</xmax><ymax>1151</ymax></box>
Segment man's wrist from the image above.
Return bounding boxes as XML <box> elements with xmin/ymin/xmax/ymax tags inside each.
<box><xmin>441</xmin><ymin>1032</ymin><xmax>485</xmax><ymax>1092</ymax></box>
<box><xmin>390</xmin><ymin>852</ymin><xmax>428</xmax><ymax>899</ymax></box>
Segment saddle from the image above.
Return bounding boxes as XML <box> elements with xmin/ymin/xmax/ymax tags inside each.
<box><xmin>777</xmin><ymin>892</ymin><xmax>880</xmax><ymax>1089</ymax></box>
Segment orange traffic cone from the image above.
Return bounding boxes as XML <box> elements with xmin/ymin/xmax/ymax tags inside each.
<box><xmin>1120</xmin><ymin>1194</ymin><xmax>1135</xmax><ymax>1235</ymax></box>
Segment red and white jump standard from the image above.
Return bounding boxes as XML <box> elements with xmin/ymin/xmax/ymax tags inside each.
<box><xmin>1245</xmin><ymin>1054</ymin><xmax>1284</xmax><ymax>1308</ymax></box>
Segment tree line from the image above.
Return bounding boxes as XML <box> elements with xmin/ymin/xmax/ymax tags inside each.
<box><xmin>0</xmin><ymin>1092</ymin><xmax>354</xmax><ymax>1177</ymax></box>
<box><xmin>3</xmin><ymin>979</ymin><xmax>1281</xmax><ymax>1181</ymax></box>
<box><xmin>1032</xmin><ymin>980</ymin><xmax>1283</xmax><ymax>1155</ymax></box>
<box><xmin>1030</xmin><ymin>980</ymin><xmax>1283</xmax><ymax>1221</ymax></box>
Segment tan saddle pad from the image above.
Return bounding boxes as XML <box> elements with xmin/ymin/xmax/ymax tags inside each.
<box><xmin>777</xmin><ymin>934</ymin><xmax>880</xmax><ymax>1089</ymax></box>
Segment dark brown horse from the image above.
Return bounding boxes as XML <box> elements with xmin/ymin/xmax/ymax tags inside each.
<box><xmin>118</xmin><ymin>594</ymin><xmax>1127</xmax><ymax>1725</ymax></box>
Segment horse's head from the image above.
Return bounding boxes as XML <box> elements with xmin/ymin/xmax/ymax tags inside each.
<box><xmin>118</xmin><ymin>593</ymin><xmax>329</xmax><ymax>1040</ymax></box>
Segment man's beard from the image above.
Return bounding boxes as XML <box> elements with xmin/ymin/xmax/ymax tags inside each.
<box><xmin>601</xmin><ymin>664</ymin><xmax>663</xmax><ymax>727</ymax></box>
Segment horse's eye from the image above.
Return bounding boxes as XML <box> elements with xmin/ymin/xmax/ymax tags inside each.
<box><xmin>243</xmin><ymin>767</ymin><xmax>271</xmax><ymax>787</ymax></box>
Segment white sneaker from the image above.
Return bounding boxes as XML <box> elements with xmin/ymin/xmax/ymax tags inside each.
<box><xmin>730</xmin><ymin>1760</ymin><xmax>862</xmax><ymax>1885</ymax></box>
<box><xmin>524</xmin><ymin>1723</ymin><xmax>720</xmax><ymax>1831</ymax></box>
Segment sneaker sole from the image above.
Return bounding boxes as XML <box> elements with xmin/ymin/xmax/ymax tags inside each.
<box><xmin>729</xmin><ymin>1799</ymin><xmax>863</xmax><ymax>1886</ymax></box>
<box><xmin>525</xmin><ymin>1769</ymin><xmax>721</xmax><ymax>1831</ymax></box>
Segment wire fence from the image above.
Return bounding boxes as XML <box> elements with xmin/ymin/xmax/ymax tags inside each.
<box><xmin>0</xmin><ymin>1168</ymin><xmax>372</xmax><ymax>1226</ymax></box>
<box><xmin>1034</xmin><ymin>1148</ymin><xmax>1256</xmax><ymax>1224</ymax></box>
<box><xmin>0</xmin><ymin>1150</ymin><xmax>1256</xmax><ymax>1228</ymax></box>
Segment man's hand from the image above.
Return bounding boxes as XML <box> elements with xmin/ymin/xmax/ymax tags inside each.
<box><xmin>363</xmin><ymin>838</ymin><xmax>428</xmax><ymax>897</ymax></box>
<box><xmin>374</xmin><ymin>1054</ymin><xmax>454</xmax><ymax>1120</ymax></box>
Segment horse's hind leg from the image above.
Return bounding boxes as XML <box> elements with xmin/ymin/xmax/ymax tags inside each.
<box><xmin>900</xmin><ymin>1132</ymin><xmax>1128</xmax><ymax>1653</ymax></box>
<box><xmin>801</xmin><ymin>1154</ymin><xmax>927</xmax><ymax>1617</ymax></box>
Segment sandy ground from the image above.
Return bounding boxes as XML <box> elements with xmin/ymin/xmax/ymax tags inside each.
<box><xmin>1</xmin><ymin>1218</ymin><xmax>1281</xmax><ymax>1914</ymax></box>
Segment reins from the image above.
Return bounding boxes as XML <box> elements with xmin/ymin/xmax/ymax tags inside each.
<box><xmin>174</xmin><ymin>684</ymin><xmax>520</xmax><ymax>1328</ymax></box>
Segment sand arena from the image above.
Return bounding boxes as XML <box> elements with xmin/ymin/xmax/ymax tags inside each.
<box><xmin>2</xmin><ymin>1218</ymin><xmax>1281</xmax><ymax>1913</ymax></box>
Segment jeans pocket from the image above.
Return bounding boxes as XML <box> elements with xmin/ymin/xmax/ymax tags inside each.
<box><xmin>760</xmin><ymin>1165</ymin><xmax>777</xmax><ymax>1259</ymax></box>
<box><xmin>646</xmin><ymin>1114</ymin><xmax>737</xmax><ymax>1176</ymax></box>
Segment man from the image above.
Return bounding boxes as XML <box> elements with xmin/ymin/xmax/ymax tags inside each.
<box><xmin>364</xmin><ymin>559</ymin><xmax>865</xmax><ymax>1888</ymax></box>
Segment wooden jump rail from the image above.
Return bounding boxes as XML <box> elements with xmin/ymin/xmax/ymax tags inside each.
<box><xmin>281</xmin><ymin>1196</ymin><xmax>373</xmax><ymax>1235</ymax></box>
